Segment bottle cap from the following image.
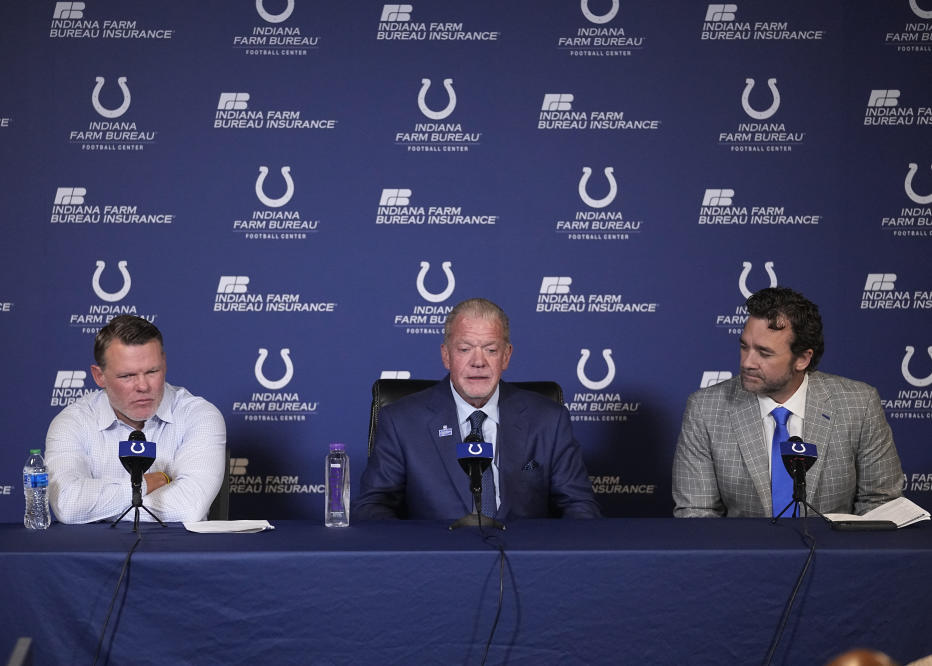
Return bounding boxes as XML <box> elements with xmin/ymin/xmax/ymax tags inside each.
<box><xmin>29</xmin><ymin>449</ymin><xmax>41</xmax><ymax>455</ymax></box>
<box><xmin>329</xmin><ymin>442</ymin><xmax>345</xmax><ymax>451</ymax></box>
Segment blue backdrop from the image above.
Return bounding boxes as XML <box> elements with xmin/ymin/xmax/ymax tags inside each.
<box><xmin>1</xmin><ymin>0</ymin><xmax>930</xmax><ymax>521</ymax></box>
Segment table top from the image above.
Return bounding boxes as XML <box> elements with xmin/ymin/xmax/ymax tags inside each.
<box><xmin>3</xmin><ymin>517</ymin><xmax>929</xmax><ymax>555</ymax></box>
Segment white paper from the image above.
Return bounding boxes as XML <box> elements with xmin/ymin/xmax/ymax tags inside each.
<box><xmin>825</xmin><ymin>497</ymin><xmax>930</xmax><ymax>528</ymax></box>
<box><xmin>183</xmin><ymin>520</ymin><xmax>275</xmax><ymax>534</ymax></box>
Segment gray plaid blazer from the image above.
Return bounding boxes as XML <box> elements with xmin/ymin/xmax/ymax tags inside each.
<box><xmin>672</xmin><ymin>371</ymin><xmax>903</xmax><ymax>517</ymax></box>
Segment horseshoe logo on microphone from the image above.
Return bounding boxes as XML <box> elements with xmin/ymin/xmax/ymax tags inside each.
<box><xmin>738</xmin><ymin>261</ymin><xmax>777</xmax><ymax>299</ymax></box>
<box><xmin>580</xmin><ymin>0</ymin><xmax>619</xmax><ymax>24</ymax></box>
<box><xmin>255</xmin><ymin>348</ymin><xmax>294</xmax><ymax>390</ymax></box>
<box><xmin>417</xmin><ymin>78</ymin><xmax>456</xmax><ymax>120</ymax></box>
<box><xmin>905</xmin><ymin>163</ymin><xmax>932</xmax><ymax>205</ymax></box>
<box><xmin>255</xmin><ymin>166</ymin><xmax>295</xmax><ymax>208</ymax></box>
<box><xmin>741</xmin><ymin>78</ymin><xmax>780</xmax><ymax>120</ymax></box>
<box><xmin>902</xmin><ymin>346</ymin><xmax>932</xmax><ymax>388</ymax></box>
<box><xmin>416</xmin><ymin>261</ymin><xmax>455</xmax><ymax>303</ymax></box>
<box><xmin>909</xmin><ymin>0</ymin><xmax>932</xmax><ymax>19</ymax></box>
<box><xmin>577</xmin><ymin>349</ymin><xmax>615</xmax><ymax>391</ymax></box>
<box><xmin>468</xmin><ymin>443</ymin><xmax>483</xmax><ymax>455</ymax></box>
<box><xmin>255</xmin><ymin>0</ymin><xmax>294</xmax><ymax>23</ymax></box>
<box><xmin>92</xmin><ymin>76</ymin><xmax>131</xmax><ymax>119</ymax></box>
<box><xmin>578</xmin><ymin>166</ymin><xmax>618</xmax><ymax>209</ymax></box>
<box><xmin>791</xmin><ymin>442</ymin><xmax>807</xmax><ymax>454</ymax></box>
<box><xmin>92</xmin><ymin>260</ymin><xmax>131</xmax><ymax>302</ymax></box>
<box><xmin>130</xmin><ymin>442</ymin><xmax>146</xmax><ymax>454</ymax></box>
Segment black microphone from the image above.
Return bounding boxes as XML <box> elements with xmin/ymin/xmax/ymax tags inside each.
<box><xmin>449</xmin><ymin>432</ymin><xmax>503</xmax><ymax>531</ymax></box>
<box><xmin>780</xmin><ymin>436</ymin><xmax>818</xmax><ymax>502</ymax></box>
<box><xmin>457</xmin><ymin>432</ymin><xmax>492</xmax><ymax>502</ymax></box>
<box><xmin>119</xmin><ymin>429</ymin><xmax>157</xmax><ymax>507</ymax></box>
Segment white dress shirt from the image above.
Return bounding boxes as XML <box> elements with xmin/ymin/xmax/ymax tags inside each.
<box><xmin>757</xmin><ymin>373</ymin><xmax>809</xmax><ymax>476</ymax></box>
<box><xmin>450</xmin><ymin>381</ymin><xmax>501</xmax><ymax>510</ymax></box>
<box><xmin>45</xmin><ymin>383</ymin><xmax>226</xmax><ymax>524</ymax></box>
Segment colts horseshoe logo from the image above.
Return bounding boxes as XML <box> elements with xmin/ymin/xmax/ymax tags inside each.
<box><xmin>904</xmin><ymin>163</ymin><xmax>932</xmax><ymax>205</ymax></box>
<box><xmin>91</xmin><ymin>76</ymin><xmax>131</xmax><ymax>119</ymax></box>
<box><xmin>416</xmin><ymin>261</ymin><xmax>455</xmax><ymax>303</ymax></box>
<box><xmin>910</xmin><ymin>0</ymin><xmax>932</xmax><ymax>19</ymax></box>
<box><xmin>255</xmin><ymin>166</ymin><xmax>295</xmax><ymax>208</ymax></box>
<box><xmin>741</xmin><ymin>78</ymin><xmax>780</xmax><ymax>120</ymax></box>
<box><xmin>580</xmin><ymin>0</ymin><xmax>619</xmax><ymax>24</ymax></box>
<box><xmin>577</xmin><ymin>349</ymin><xmax>615</xmax><ymax>391</ymax></box>
<box><xmin>255</xmin><ymin>0</ymin><xmax>294</xmax><ymax>23</ymax></box>
<box><xmin>255</xmin><ymin>348</ymin><xmax>294</xmax><ymax>390</ymax></box>
<box><xmin>92</xmin><ymin>260</ymin><xmax>131</xmax><ymax>302</ymax></box>
<box><xmin>417</xmin><ymin>78</ymin><xmax>456</xmax><ymax>120</ymax></box>
<box><xmin>902</xmin><ymin>346</ymin><xmax>932</xmax><ymax>388</ymax></box>
<box><xmin>738</xmin><ymin>261</ymin><xmax>777</xmax><ymax>299</ymax></box>
<box><xmin>578</xmin><ymin>167</ymin><xmax>618</xmax><ymax>209</ymax></box>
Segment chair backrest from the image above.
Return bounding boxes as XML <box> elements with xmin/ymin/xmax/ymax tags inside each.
<box><xmin>367</xmin><ymin>378</ymin><xmax>565</xmax><ymax>456</ymax></box>
<box><xmin>208</xmin><ymin>446</ymin><xmax>231</xmax><ymax>521</ymax></box>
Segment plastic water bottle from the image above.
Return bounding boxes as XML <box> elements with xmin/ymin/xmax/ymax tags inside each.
<box><xmin>24</xmin><ymin>449</ymin><xmax>51</xmax><ymax>530</ymax></box>
<box><xmin>325</xmin><ymin>443</ymin><xmax>349</xmax><ymax>527</ymax></box>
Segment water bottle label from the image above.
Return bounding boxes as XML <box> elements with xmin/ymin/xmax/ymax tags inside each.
<box><xmin>24</xmin><ymin>473</ymin><xmax>48</xmax><ymax>488</ymax></box>
<box><xmin>328</xmin><ymin>463</ymin><xmax>344</xmax><ymax>512</ymax></box>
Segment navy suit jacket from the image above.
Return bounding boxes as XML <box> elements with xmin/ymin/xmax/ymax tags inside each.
<box><xmin>354</xmin><ymin>378</ymin><xmax>601</xmax><ymax>521</ymax></box>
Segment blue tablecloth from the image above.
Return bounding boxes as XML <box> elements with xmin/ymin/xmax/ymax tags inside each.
<box><xmin>1</xmin><ymin>518</ymin><xmax>930</xmax><ymax>665</ymax></box>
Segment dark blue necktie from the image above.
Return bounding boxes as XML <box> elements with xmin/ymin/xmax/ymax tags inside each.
<box><xmin>467</xmin><ymin>410</ymin><xmax>495</xmax><ymax>517</ymax></box>
<box><xmin>770</xmin><ymin>406</ymin><xmax>793</xmax><ymax>516</ymax></box>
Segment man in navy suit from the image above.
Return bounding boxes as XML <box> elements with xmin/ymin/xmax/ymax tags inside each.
<box><xmin>355</xmin><ymin>298</ymin><xmax>601</xmax><ymax>521</ymax></box>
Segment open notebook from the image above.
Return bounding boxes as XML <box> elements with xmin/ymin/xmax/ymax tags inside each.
<box><xmin>825</xmin><ymin>497</ymin><xmax>930</xmax><ymax>529</ymax></box>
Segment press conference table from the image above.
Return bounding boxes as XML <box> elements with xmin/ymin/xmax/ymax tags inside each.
<box><xmin>1</xmin><ymin>518</ymin><xmax>930</xmax><ymax>665</ymax></box>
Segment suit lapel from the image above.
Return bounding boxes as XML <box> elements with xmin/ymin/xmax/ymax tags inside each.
<box><xmin>496</xmin><ymin>383</ymin><xmax>526</xmax><ymax>520</ymax></box>
<box><xmin>801</xmin><ymin>372</ymin><xmax>831</xmax><ymax>499</ymax></box>
<box><xmin>731</xmin><ymin>384</ymin><xmax>773</xmax><ymax>514</ymax></box>
<box><xmin>426</xmin><ymin>381</ymin><xmax>473</xmax><ymax>514</ymax></box>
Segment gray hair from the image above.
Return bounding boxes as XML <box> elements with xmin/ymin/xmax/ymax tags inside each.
<box><xmin>443</xmin><ymin>298</ymin><xmax>510</xmax><ymax>345</ymax></box>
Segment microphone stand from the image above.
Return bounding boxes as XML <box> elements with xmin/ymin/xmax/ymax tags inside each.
<box><xmin>112</xmin><ymin>477</ymin><xmax>167</xmax><ymax>533</ymax></box>
<box><xmin>771</xmin><ymin>464</ymin><xmax>830</xmax><ymax>526</ymax></box>
<box><xmin>449</xmin><ymin>489</ymin><xmax>505</xmax><ymax>531</ymax></box>
<box><xmin>450</xmin><ymin>464</ymin><xmax>505</xmax><ymax>531</ymax></box>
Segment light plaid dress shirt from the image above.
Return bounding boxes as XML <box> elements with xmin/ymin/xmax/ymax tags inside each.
<box><xmin>45</xmin><ymin>383</ymin><xmax>226</xmax><ymax>524</ymax></box>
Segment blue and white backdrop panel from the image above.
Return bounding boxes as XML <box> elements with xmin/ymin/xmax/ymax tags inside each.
<box><xmin>0</xmin><ymin>1</ymin><xmax>929</xmax><ymax>520</ymax></box>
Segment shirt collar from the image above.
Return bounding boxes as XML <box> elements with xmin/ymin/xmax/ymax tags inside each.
<box><xmin>757</xmin><ymin>372</ymin><xmax>809</xmax><ymax>420</ymax></box>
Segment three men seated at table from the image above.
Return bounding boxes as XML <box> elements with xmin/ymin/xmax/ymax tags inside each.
<box><xmin>42</xmin><ymin>288</ymin><xmax>905</xmax><ymax>524</ymax></box>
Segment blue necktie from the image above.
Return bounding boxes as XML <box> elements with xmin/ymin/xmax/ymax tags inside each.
<box><xmin>467</xmin><ymin>410</ymin><xmax>496</xmax><ymax>517</ymax></box>
<box><xmin>770</xmin><ymin>406</ymin><xmax>793</xmax><ymax>516</ymax></box>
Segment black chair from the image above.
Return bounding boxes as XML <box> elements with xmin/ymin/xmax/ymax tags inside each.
<box><xmin>368</xmin><ymin>379</ymin><xmax>564</xmax><ymax>456</ymax></box>
<box><xmin>207</xmin><ymin>446</ymin><xmax>231</xmax><ymax>521</ymax></box>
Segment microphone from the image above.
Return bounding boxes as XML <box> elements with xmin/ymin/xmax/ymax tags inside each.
<box><xmin>119</xmin><ymin>430</ymin><xmax>157</xmax><ymax>507</ymax></box>
<box><xmin>780</xmin><ymin>436</ymin><xmax>817</xmax><ymax>502</ymax></box>
<box><xmin>449</xmin><ymin>432</ymin><xmax>504</xmax><ymax>531</ymax></box>
<box><xmin>457</xmin><ymin>432</ymin><xmax>492</xmax><ymax>499</ymax></box>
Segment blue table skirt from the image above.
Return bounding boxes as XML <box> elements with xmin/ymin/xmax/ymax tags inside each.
<box><xmin>1</xmin><ymin>518</ymin><xmax>930</xmax><ymax>665</ymax></box>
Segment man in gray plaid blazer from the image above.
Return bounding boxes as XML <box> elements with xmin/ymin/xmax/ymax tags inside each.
<box><xmin>673</xmin><ymin>287</ymin><xmax>903</xmax><ymax>518</ymax></box>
